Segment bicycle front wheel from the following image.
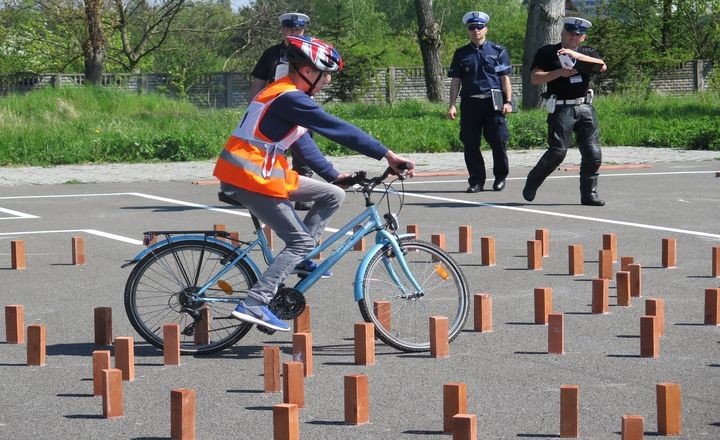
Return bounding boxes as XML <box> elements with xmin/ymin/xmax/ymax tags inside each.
<box><xmin>124</xmin><ymin>239</ymin><xmax>258</xmax><ymax>354</ymax></box>
<box><xmin>358</xmin><ymin>239</ymin><xmax>469</xmax><ymax>352</ymax></box>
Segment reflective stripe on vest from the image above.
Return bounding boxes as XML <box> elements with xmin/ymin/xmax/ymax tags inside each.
<box><xmin>213</xmin><ymin>78</ymin><xmax>305</xmax><ymax>198</ymax></box>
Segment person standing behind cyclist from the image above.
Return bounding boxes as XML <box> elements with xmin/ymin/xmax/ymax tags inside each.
<box><xmin>522</xmin><ymin>17</ymin><xmax>608</xmax><ymax>206</ymax></box>
<box><xmin>447</xmin><ymin>11</ymin><xmax>514</xmax><ymax>194</ymax></box>
<box><xmin>249</xmin><ymin>12</ymin><xmax>316</xmax><ymax>211</ymax></box>
<box><xmin>214</xmin><ymin>35</ymin><xmax>416</xmax><ymax>332</ymax></box>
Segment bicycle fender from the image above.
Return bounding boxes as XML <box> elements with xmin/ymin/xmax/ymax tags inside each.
<box><xmin>353</xmin><ymin>241</ymin><xmax>388</xmax><ymax>301</ymax></box>
<box><xmin>120</xmin><ymin>234</ymin><xmax>236</xmax><ymax>268</ymax></box>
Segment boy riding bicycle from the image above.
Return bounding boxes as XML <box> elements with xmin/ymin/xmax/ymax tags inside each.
<box><xmin>213</xmin><ymin>35</ymin><xmax>415</xmax><ymax>332</ymax></box>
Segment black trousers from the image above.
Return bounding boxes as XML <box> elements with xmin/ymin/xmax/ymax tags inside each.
<box><xmin>459</xmin><ymin>97</ymin><xmax>510</xmax><ymax>187</ymax></box>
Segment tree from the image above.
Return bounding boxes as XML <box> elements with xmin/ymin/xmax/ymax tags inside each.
<box><xmin>83</xmin><ymin>0</ymin><xmax>106</xmax><ymax>84</ymax></box>
<box><xmin>521</xmin><ymin>0</ymin><xmax>564</xmax><ymax>109</ymax></box>
<box><xmin>414</xmin><ymin>0</ymin><xmax>444</xmax><ymax>102</ymax></box>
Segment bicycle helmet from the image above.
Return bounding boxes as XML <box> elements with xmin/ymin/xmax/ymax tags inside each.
<box><xmin>285</xmin><ymin>35</ymin><xmax>343</xmax><ymax>72</ymax></box>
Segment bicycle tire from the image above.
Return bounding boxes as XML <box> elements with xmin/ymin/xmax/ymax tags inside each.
<box><xmin>358</xmin><ymin>238</ymin><xmax>469</xmax><ymax>352</ymax></box>
<box><xmin>124</xmin><ymin>239</ymin><xmax>258</xmax><ymax>354</ymax></box>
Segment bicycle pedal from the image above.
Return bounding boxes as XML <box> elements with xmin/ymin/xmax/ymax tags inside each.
<box><xmin>256</xmin><ymin>325</ymin><xmax>276</xmax><ymax>335</ymax></box>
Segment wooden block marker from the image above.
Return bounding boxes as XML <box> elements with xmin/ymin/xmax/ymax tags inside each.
<box><xmin>102</xmin><ymin>368</ymin><xmax>124</xmax><ymax>418</ymax></box>
<box><xmin>704</xmin><ymin>288</ymin><xmax>720</xmax><ymax>325</ymax></box>
<box><xmin>27</xmin><ymin>324</ymin><xmax>46</xmax><ymax>366</ymax></box>
<box><xmin>568</xmin><ymin>244</ymin><xmax>584</xmax><ymax>276</ymax></box>
<box><xmin>443</xmin><ymin>382</ymin><xmax>468</xmax><ymax>433</ymax></box>
<box><xmin>560</xmin><ymin>384</ymin><xmax>579</xmax><ymax>438</ymax></box>
<box><xmin>264</xmin><ymin>346</ymin><xmax>281</xmax><ymax>393</ymax></box>
<box><xmin>114</xmin><ymin>336</ymin><xmax>135</xmax><ymax>381</ymax></box>
<box><xmin>548</xmin><ymin>313</ymin><xmax>564</xmax><ymax>355</ymax></box>
<box><xmin>452</xmin><ymin>414</ymin><xmax>477</xmax><ymax>440</ymax></box>
<box><xmin>273</xmin><ymin>404</ymin><xmax>299</xmax><ymax>440</ymax></box>
<box><xmin>170</xmin><ymin>388</ymin><xmax>195</xmax><ymax>440</ymax></box>
<box><xmin>92</xmin><ymin>350</ymin><xmax>111</xmax><ymax>396</ymax></box>
<box><xmin>344</xmin><ymin>374</ymin><xmax>369</xmax><ymax>425</ymax></box>
<box><xmin>603</xmin><ymin>233</ymin><xmax>617</xmax><ymax>263</ymax></box>
<box><xmin>640</xmin><ymin>316</ymin><xmax>659</xmax><ymax>358</ymax></box>
<box><xmin>481</xmin><ymin>236</ymin><xmax>496</xmax><ymax>266</ymax></box>
<box><xmin>591</xmin><ymin>278</ymin><xmax>609</xmax><ymax>314</ymax></box>
<box><xmin>535</xmin><ymin>228</ymin><xmax>549</xmax><ymax>257</ymax></box>
<box><xmin>163</xmin><ymin>323</ymin><xmax>181</xmax><ymax>366</ymax></box>
<box><xmin>431</xmin><ymin>233</ymin><xmax>446</xmax><ymax>251</ymax></box>
<box><xmin>282</xmin><ymin>361</ymin><xmax>304</xmax><ymax>408</ymax></box>
<box><xmin>713</xmin><ymin>246</ymin><xmax>720</xmax><ymax>277</ymax></box>
<box><xmin>373</xmin><ymin>301</ymin><xmax>391</xmax><ymax>332</ymax></box>
<box><xmin>527</xmin><ymin>240</ymin><xmax>542</xmax><ymax>270</ymax></box>
<box><xmin>292</xmin><ymin>332</ymin><xmax>313</xmax><ymax>377</ymax></box>
<box><xmin>11</xmin><ymin>240</ymin><xmax>26</xmax><ymax>270</ymax></box>
<box><xmin>293</xmin><ymin>305</ymin><xmax>311</xmax><ymax>334</ymax></box>
<box><xmin>598</xmin><ymin>249</ymin><xmax>613</xmax><ymax>280</ymax></box>
<box><xmin>94</xmin><ymin>307</ymin><xmax>112</xmax><ymax>346</ymax></box>
<box><xmin>473</xmin><ymin>293</ymin><xmax>493</xmax><ymax>332</ymax></box>
<box><xmin>645</xmin><ymin>298</ymin><xmax>665</xmax><ymax>337</ymax></box>
<box><xmin>193</xmin><ymin>306</ymin><xmax>211</xmax><ymax>346</ymax></box>
<box><xmin>353</xmin><ymin>225</ymin><xmax>366</xmax><ymax>251</ymax></box>
<box><xmin>628</xmin><ymin>263</ymin><xmax>642</xmax><ymax>297</ymax></box>
<box><xmin>213</xmin><ymin>223</ymin><xmax>226</xmax><ymax>232</ymax></box>
<box><xmin>534</xmin><ymin>287</ymin><xmax>553</xmax><ymax>324</ymax></box>
<box><xmin>228</xmin><ymin>231</ymin><xmax>239</xmax><ymax>243</ymax></box>
<box><xmin>406</xmin><ymin>224</ymin><xmax>419</xmax><ymax>238</ymax></box>
<box><xmin>621</xmin><ymin>415</ymin><xmax>644</xmax><ymax>440</ymax></box>
<box><xmin>263</xmin><ymin>225</ymin><xmax>274</xmax><ymax>251</ymax></box>
<box><xmin>459</xmin><ymin>225</ymin><xmax>472</xmax><ymax>253</ymax></box>
<box><xmin>5</xmin><ymin>304</ymin><xmax>25</xmax><ymax>344</ymax></box>
<box><xmin>661</xmin><ymin>238</ymin><xmax>677</xmax><ymax>268</ymax></box>
<box><xmin>354</xmin><ymin>323</ymin><xmax>375</xmax><ymax>366</ymax></box>
<box><xmin>429</xmin><ymin>316</ymin><xmax>449</xmax><ymax>358</ymax></box>
<box><xmin>656</xmin><ymin>382</ymin><xmax>682</xmax><ymax>435</ymax></box>
<box><xmin>616</xmin><ymin>271</ymin><xmax>631</xmax><ymax>306</ymax></box>
<box><xmin>71</xmin><ymin>235</ymin><xmax>86</xmax><ymax>265</ymax></box>
<box><xmin>620</xmin><ymin>256</ymin><xmax>635</xmax><ymax>272</ymax></box>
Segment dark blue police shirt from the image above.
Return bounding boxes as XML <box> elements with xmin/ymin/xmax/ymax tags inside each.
<box><xmin>447</xmin><ymin>40</ymin><xmax>512</xmax><ymax>98</ymax></box>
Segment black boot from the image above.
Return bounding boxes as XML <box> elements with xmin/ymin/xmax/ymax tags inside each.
<box><xmin>580</xmin><ymin>176</ymin><xmax>605</xmax><ymax>206</ymax></box>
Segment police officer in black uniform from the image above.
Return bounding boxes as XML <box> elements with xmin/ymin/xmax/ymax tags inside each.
<box><xmin>522</xmin><ymin>17</ymin><xmax>608</xmax><ymax>206</ymax></box>
<box><xmin>248</xmin><ymin>13</ymin><xmax>315</xmax><ymax>210</ymax></box>
<box><xmin>448</xmin><ymin>11</ymin><xmax>514</xmax><ymax>193</ymax></box>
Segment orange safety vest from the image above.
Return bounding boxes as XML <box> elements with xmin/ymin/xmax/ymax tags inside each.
<box><xmin>213</xmin><ymin>77</ymin><xmax>308</xmax><ymax>198</ymax></box>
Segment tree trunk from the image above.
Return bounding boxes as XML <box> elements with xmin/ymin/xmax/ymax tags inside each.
<box><xmin>521</xmin><ymin>0</ymin><xmax>564</xmax><ymax>109</ymax></box>
<box><xmin>83</xmin><ymin>0</ymin><xmax>106</xmax><ymax>85</ymax></box>
<box><xmin>414</xmin><ymin>0</ymin><xmax>445</xmax><ymax>102</ymax></box>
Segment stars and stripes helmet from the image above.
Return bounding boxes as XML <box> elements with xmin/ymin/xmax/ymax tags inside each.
<box><xmin>286</xmin><ymin>35</ymin><xmax>344</xmax><ymax>72</ymax></box>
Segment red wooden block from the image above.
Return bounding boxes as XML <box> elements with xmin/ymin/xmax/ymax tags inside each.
<box><xmin>568</xmin><ymin>244</ymin><xmax>584</xmax><ymax>276</ymax></box>
<box><xmin>102</xmin><ymin>368</ymin><xmax>124</xmax><ymax>418</ymax></box>
<box><xmin>452</xmin><ymin>414</ymin><xmax>477</xmax><ymax>440</ymax></box>
<box><xmin>213</xmin><ymin>223</ymin><xmax>226</xmax><ymax>232</ymax></box>
<box><xmin>535</xmin><ymin>228</ymin><xmax>550</xmax><ymax>257</ymax></box>
<box><xmin>114</xmin><ymin>336</ymin><xmax>135</xmax><ymax>381</ymax></box>
<box><xmin>704</xmin><ymin>288</ymin><xmax>720</xmax><ymax>325</ymax></box>
<box><xmin>373</xmin><ymin>301</ymin><xmax>391</xmax><ymax>332</ymax></box>
<box><xmin>292</xmin><ymin>332</ymin><xmax>313</xmax><ymax>377</ymax></box>
<box><xmin>527</xmin><ymin>240</ymin><xmax>542</xmax><ymax>270</ymax></box>
<box><xmin>282</xmin><ymin>362</ymin><xmax>304</xmax><ymax>408</ymax></box>
<box><xmin>11</xmin><ymin>240</ymin><xmax>26</xmax><ymax>270</ymax></box>
<box><xmin>620</xmin><ymin>256</ymin><xmax>635</xmax><ymax>272</ymax></box>
<box><xmin>640</xmin><ymin>316</ymin><xmax>659</xmax><ymax>358</ymax></box>
<box><xmin>661</xmin><ymin>238</ymin><xmax>677</xmax><ymax>268</ymax></box>
<box><xmin>656</xmin><ymin>383</ymin><xmax>682</xmax><ymax>435</ymax></box>
<box><xmin>603</xmin><ymin>233</ymin><xmax>617</xmax><ymax>263</ymax></box>
<box><xmin>616</xmin><ymin>271</ymin><xmax>631</xmax><ymax>306</ymax></box>
<box><xmin>713</xmin><ymin>246</ymin><xmax>720</xmax><ymax>278</ymax></box>
<box><xmin>163</xmin><ymin>323</ymin><xmax>181</xmax><ymax>366</ymax></box>
<box><xmin>598</xmin><ymin>249</ymin><xmax>613</xmax><ymax>280</ymax></box>
<box><xmin>591</xmin><ymin>278</ymin><xmax>609</xmax><ymax>314</ymax></box>
<box><xmin>645</xmin><ymin>298</ymin><xmax>665</xmax><ymax>337</ymax></box>
<box><xmin>429</xmin><ymin>316</ymin><xmax>449</xmax><ymax>358</ymax></box>
<box><xmin>353</xmin><ymin>225</ymin><xmax>366</xmax><ymax>251</ymax></box>
<box><xmin>170</xmin><ymin>388</ymin><xmax>196</xmax><ymax>440</ymax></box>
<box><xmin>72</xmin><ymin>235</ymin><xmax>86</xmax><ymax>265</ymax></box>
<box><xmin>94</xmin><ymin>307</ymin><xmax>112</xmax><ymax>346</ymax></box>
<box><xmin>26</xmin><ymin>324</ymin><xmax>46</xmax><ymax>366</ymax></box>
<box><xmin>560</xmin><ymin>384</ymin><xmax>579</xmax><ymax>438</ymax></box>
<box><xmin>264</xmin><ymin>346</ymin><xmax>281</xmax><ymax>393</ymax></box>
<box><xmin>5</xmin><ymin>304</ymin><xmax>25</xmax><ymax>344</ymax></box>
<box><xmin>534</xmin><ymin>287</ymin><xmax>553</xmax><ymax>324</ymax></box>
<box><xmin>628</xmin><ymin>263</ymin><xmax>642</xmax><ymax>297</ymax></box>
<box><xmin>293</xmin><ymin>305</ymin><xmax>311</xmax><ymax>334</ymax></box>
<box><xmin>344</xmin><ymin>374</ymin><xmax>369</xmax><ymax>425</ymax></box>
<box><xmin>431</xmin><ymin>233</ymin><xmax>446</xmax><ymax>250</ymax></box>
<box><xmin>621</xmin><ymin>415</ymin><xmax>644</xmax><ymax>440</ymax></box>
<box><xmin>443</xmin><ymin>382</ymin><xmax>467</xmax><ymax>433</ymax></box>
<box><xmin>273</xmin><ymin>404</ymin><xmax>300</xmax><ymax>440</ymax></box>
<box><xmin>406</xmin><ymin>224</ymin><xmax>419</xmax><ymax>238</ymax></box>
<box><xmin>193</xmin><ymin>306</ymin><xmax>211</xmax><ymax>346</ymax></box>
<box><xmin>92</xmin><ymin>350</ymin><xmax>111</xmax><ymax>396</ymax></box>
<box><xmin>354</xmin><ymin>323</ymin><xmax>375</xmax><ymax>366</ymax></box>
<box><xmin>473</xmin><ymin>293</ymin><xmax>493</xmax><ymax>332</ymax></box>
<box><xmin>459</xmin><ymin>225</ymin><xmax>472</xmax><ymax>254</ymax></box>
<box><xmin>481</xmin><ymin>236</ymin><xmax>496</xmax><ymax>266</ymax></box>
<box><xmin>548</xmin><ymin>313</ymin><xmax>564</xmax><ymax>355</ymax></box>
<box><xmin>263</xmin><ymin>225</ymin><xmax>274</xmax><ymax>251</ymax></box>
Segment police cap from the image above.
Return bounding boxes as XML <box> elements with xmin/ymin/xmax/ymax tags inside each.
<box><xmin>563</xmin><ymin>17</ymin><xmax>592</xmax><ymax>35</ymax></box>
<box><xmin>279</xmin><ymin>13</ymin><xmax>310</xmax><ymax>28</ymax></box>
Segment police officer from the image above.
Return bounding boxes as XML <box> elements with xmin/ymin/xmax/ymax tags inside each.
<box><xmin>522</xmin><ymin>17</ymin><xmax>608</xmax><ymax>206</ymax></box>
<box><xmin>249</xmin><ymin>13</ymin><xmax>315</xmax><ymax>210</ymax></box>
<box><xmin>448</xmin><ymin>11</ymin><xmax>513</xmax><ymax>193</ymax></box>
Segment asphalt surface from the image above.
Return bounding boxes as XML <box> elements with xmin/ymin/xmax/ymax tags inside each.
<box><xmin>1</xmin><ymin>148</ymin><xmax>719</xmax><ymax>439</ymax></box>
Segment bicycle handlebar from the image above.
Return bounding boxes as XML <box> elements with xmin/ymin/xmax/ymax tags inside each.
<box><xmin>335</xmin><ymin>164</ymin><xmax>410</xmax><ymax>190</ymax></box>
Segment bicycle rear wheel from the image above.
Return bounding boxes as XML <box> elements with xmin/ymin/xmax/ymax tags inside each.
<box><xmin>358</xmin><ymin>239</ymin><xmax>469</xmax><ymax>352</ymax></box>
<box><xmin>124</xmin><ymin>239</ymin><xmax>258</xmax><ymax>354</ymax></box>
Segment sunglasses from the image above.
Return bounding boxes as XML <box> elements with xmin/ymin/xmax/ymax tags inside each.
<box><xmin>467</xmin><ymin>24</ymin><xmax>485</xmax><ymax>31</ymax></box>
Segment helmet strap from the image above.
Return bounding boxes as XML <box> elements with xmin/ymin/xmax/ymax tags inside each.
<box><xmin>295</xmin><ymin>66</ymin><xmax>323</xmax><ymax>95</ymax></box>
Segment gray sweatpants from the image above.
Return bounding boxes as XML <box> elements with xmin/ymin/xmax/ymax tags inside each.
<box><xmin>220</xmin><ymin>176</ymin><xmax>346</xmax><ymax>304</ymax></box>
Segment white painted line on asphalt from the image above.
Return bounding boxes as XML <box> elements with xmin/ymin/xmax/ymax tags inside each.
<box><xmin>0</xmin><ymin>206</ymin><xmax>39</xmax><ymax>220</ymax></box>
<box><xmin>0</xmin><ymin>229</ymin><xmax>142</xmax><ymax>245</ymax></box>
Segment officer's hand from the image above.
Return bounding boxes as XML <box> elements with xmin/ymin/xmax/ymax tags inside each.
<box><xmin>502</xmin><ymin>103</ymin><xmax>513</xmax><ymax>115</ymax></box>
<box><xmin>558</xmin><ymin>67</ymin><xmax>578</xmax><ymax>78</ymax></box>
<box><xmin>447</xmin><ymin>105</ymin><xmax>457</xmax><ymax>120</ymax></box>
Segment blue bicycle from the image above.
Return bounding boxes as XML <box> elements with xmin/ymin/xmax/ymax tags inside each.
<box><xmin>123</xmin><ymin>168</ymin><xmax>469</xmax><ymax>354</ymax></box>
